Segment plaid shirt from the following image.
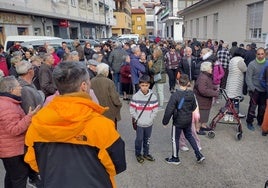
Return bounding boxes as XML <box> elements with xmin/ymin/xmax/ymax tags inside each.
<box><xmin>217</xmin><ymin>48</ymin><xmax>231</xmax><ymax>68</ymax></box>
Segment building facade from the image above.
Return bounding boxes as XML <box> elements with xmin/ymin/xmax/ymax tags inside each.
<box><xmin>0</xmin><ymin>0</ymin><xmax>115</xmax><ymax>44</ymax></box>
<box><xmin>157</xmin><ymin>0</ymin><xmax>199</xmax><ymax>41</ymax></box>
<box><xmin>180</xmin><ymin>0</ymin><xmax>268</xmax><ymax>47</ymax></box>
<box><xmin>131</xmin><ymin>9</ymin><xmax>146</xmax><ymax>38</ymax></box>
<box><xmin>112</xmin><ymin>0</ymin><xmax>132</xmax><ymax>36</ymax></box>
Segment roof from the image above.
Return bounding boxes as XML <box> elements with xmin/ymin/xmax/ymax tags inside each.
<box><xmin>131</xmin><ymin>8</ymin><xmax>145</xmax><ymax>14</ymax></box>
<box><xmin>178</xmin><ymin>0</ymin><xmax>221</xmax><ymax>15</ymax></box>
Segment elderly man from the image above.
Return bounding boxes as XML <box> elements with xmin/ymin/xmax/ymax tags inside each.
<box><xmin>246</xmin><ymin>47</ymin><xmax>267</xmax><ymax>131</ymax></box>
<box><xmin>179</xmin><ymin>46</ymin><xmax>200</xmax><ymax>87</ymax></box>
<box><xmin>24</xmin><ymin>61</ymin><xmax>126</xmax><ymax>188</ymax></box>
<box><xmin>39</xmin><ymin>53</ymin><xmax>57</xmax><ymax>98</ymax></box>
<box><xmin>108</xmin><ymin>41</ymin><xmax>127</xmax><ymax>93</ymax></box>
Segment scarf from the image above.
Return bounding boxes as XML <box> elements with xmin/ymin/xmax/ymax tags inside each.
<box><xmin>0</xmin><ymin>92</ymin><xmax>22</xmax><ymax>101</ymax></box>
<box><xmin>256</xmin><ymin>58</ymin><xmax>266</xmax><ymax>64</ymax></box>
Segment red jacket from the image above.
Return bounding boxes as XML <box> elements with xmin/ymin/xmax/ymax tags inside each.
<box><xmin>120</xmin><ymin>63</ymin><xmax>132</xmax><ymax>84</ymax></box>
<box><xmin>0</xmin><ymin>96</ymin><xmax>32</xmax><ymax>158</ymax></box>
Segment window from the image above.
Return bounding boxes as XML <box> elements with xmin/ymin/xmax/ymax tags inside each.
<box><xmin>190</xmin><ymin>19</ymin><xmax>193</xmax><ymax>37</ymax></box>
<box><xmin>213</xmin><ymin>13</ymin><xmax>218</xmax><ymax>39</ymax></box>
<box><xmin>147</xmin><ymin>21</ymin><xmax>154</xmax><ymax>26</ymax></box>
<box><xmin>87</xmin><ymin>0</ymin><xmax>93</xmax><ymax>10</ymax></box>
<box><xmin>17</xmin><ymin>27</ymin><xmax>28</xmax><ymax>35</ymax></box>
<box><xmin>247</xmin><ymin>1</ymin><xmax>263</xmax><ymax>40</ymax></box>
<box><xmin>34</xmin><ymin>28</ymin><xmax>41</xmax><ymax>36</ymax></box>
<box><xmin>196</xmin><ymin>18</ymin><xmax>199</xmax><ymax>37</ymax></box>
<box><xmin>203</xmin><ymin>16</ymin><xmax>207</xmax><ymax>38</ymax></box>
<box><xmin>136</xmin><ymin>17</ymin><xmax>141</xmax><ymax>21</ymax></box>
<box><xmin>137</xmin><ymin>26</ymin><xmax>142</xmax><ymax>30</ymax></box>
<box><xmin>71</xmin><ymin>0</ymin><xmax>76</xmax><ymax>6</ymax></box>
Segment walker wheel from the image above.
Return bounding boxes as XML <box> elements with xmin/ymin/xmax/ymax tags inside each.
<box><xmin>207</xmin><ymin>131</ymin><xmax>215</xmax><ymax>139</ymax></box>
<box><xmin>236</xmin><ymin>132</ymin><xmax>242</xmax><ymax>140</ymax></box>
<box><xmin>265</xmin><ymin>180</ymin><xmax>268</xmax><ymax>188</ymax></box>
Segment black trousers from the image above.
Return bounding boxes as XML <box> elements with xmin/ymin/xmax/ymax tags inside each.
<box><xmin>1</xmin><ymin>155</ymin><xmax>29</xmax><ymax>188</ymax></box>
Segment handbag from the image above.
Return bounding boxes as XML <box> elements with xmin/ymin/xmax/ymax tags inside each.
<box><xmin>153</xmin><ymin>60</ymin><xmax>163</xmax><ymax>82</ymax></box>
<box><xmin>153</xmin><ymin>73</ymin><xmax>162</xmax><ymax>82</ymax></box>
<box><xmin>132</xmin><ymin>93</ymin><xmax>153</xmax><ymax>130</ymax></box>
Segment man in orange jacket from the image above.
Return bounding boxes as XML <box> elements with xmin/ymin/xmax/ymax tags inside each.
<box><xmin>24</xmin><ymin>61</ymin><xmax>126</xmax><ymax>188</ymax></box>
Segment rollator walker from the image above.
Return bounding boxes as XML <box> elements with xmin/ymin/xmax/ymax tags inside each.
<box><xmin>207</xmin><ymin>89</ymin><xmax>243</xmax><ymax>140</ymax></box>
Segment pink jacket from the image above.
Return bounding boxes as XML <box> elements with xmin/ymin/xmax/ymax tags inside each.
<box><xmin>0</xmin><ymin>96</ymin><xmax>32</xmax><ymax>158</ymax></box>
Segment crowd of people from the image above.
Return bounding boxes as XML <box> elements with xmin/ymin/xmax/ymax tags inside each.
<box><xmin>0</xmin><ymin>36</ymin><xmax>268</xmax><ymax>187</ymax></box>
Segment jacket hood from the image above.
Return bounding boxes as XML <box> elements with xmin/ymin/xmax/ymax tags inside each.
<box><xmin>30</xmin><ymin>92</ymin><xmax>108</xmax><ymax>141</ymax></box>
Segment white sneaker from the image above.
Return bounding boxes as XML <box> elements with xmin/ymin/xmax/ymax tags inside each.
<box><xmin>180</xmin><ymin>146</ymin><xmax>189</xmax><ymax>151</ymax></box>
<box><xmin>198</xmin><ymin>147</ymin><xmax>202</xmax><ymax>151</ymax></box>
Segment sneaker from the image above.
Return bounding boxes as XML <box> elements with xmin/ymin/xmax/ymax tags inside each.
<box><xmin>165</xmin><ymin>157</ymin><xmax>181</xmax><ymax>165</ymax></box>
<box><xmin>143</xmin><ymin>154</ymin><xmax>155</xmax><ymax>161</ymax></box>
<box><xmin>197</xmin><ymin>154</ymin><xmax>205</xmax><ymax>163</ymax></box>
<box><xmin>28</xmin><ymin>178</ymin><xmax>39</xmax><ymax>188</ymax></box>
<box><xmin>196</xmin><ymin>130</ymin><xmax>206</xmax><ymax>135</ymax></box>
<box><xmin>262</xmin><ymin>131</ymin><xmax>268</xmax><ymax>136</ymax></box>
<box><xmin>247</xmin><ymin>123</ymin><xmax>255</xmax><ymax>131</ymax></box>
<box><xmin>238</xmin><ymin>113</ymin><xmax>246</xmax><ymax>118</ymax></box>
<box><xmin>180</xmin><ymin>146</ymin><xmax>189</xmax><ymax>151</ymax></box>
<box><xmin>136</xmin><ymin>155</ymin><xmax>144</xmax><ymax>163</ymax></box>
<box><xmin>198</xmin><ymin>147</ymin><xmax>202</xmax><ymax>151</ymax></box>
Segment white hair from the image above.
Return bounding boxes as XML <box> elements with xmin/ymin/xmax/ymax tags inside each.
<box><xmin>96</xmin><ymin>63</ymin><xmax>109</xmax><ymax>76</ymax></box>
<box><xmin>200</xmin><ymin>61</ymin><xmax>212</xmax><ymax>72</ymax></box>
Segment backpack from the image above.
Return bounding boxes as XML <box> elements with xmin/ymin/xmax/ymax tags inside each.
<box><xmin>259</xmin><ymin>60</ymin><xmax>268</xmax><ymax>89</ymax></box>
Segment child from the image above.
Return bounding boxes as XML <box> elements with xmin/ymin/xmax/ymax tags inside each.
<box><xmin>130</xmin><ymin>74</ymin><xmax>158</xmax><ymax>163</ymax></box>
<box><xmin>179</xmin><ymin>102</ymin><xmax>202</xmax><ymax>151</ymax></box>
<box><xmin>162</xmin><ymin>74</ymin><xmax>205</xmax><ymax>165</ymax></box>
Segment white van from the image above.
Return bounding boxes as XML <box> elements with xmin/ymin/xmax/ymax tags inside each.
<box><xmin>4</xmin><ymin>35</ymin><xmax>61</xmax><ymax>52</ymax></box>
<box><xmin>117</xmin><ymin>34</ymin><xmax>139</xmax><ymax>44</ymax></box>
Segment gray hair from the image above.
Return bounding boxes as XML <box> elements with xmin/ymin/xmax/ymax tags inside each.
<box><xmin>52</xmin><ymin>61</ymin><xmax>89</xmax><ymax>94</ymax></box>
<box><xmin>200</xmin><ymin>61</ymin><xmax>212</xmax><ymax>72</ymax></box>
<box><xmin>0</xmin><ymin>76</ymin><xmax>18</xmax><ymax>93</ymax></box>
<box><xmin>92</xmin><ymin>53</ymin><xmax>99</xmax><ymax>61</ymax></box>
<box><xmin>96</xmin><ymin>63</ymin><xmax>109</xmax><ymax>76</ymax></box>
<box><xmin>131</xmin><ymin>46</ymin><xmax>140</xmax><ymax>54</ymax></box>
<box><xmin>11</xmin><ymin>56</ymin><xmax>22</xmax><ymax>65</ymax></box>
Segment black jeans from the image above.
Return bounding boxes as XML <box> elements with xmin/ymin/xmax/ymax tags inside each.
<box><xmin>166</xmin><ymin>68</ymin><xmax>177</xmax><ymax>91</ymax></box>
<box><xmin>1</xmin><ymin>155</ymin><xmax>29</xmax><ymax>188</ymax></box>
<box><xmin>246</xmin><ymin>90</ymin><xmax>266</xmax><ymax>125</ymax></box>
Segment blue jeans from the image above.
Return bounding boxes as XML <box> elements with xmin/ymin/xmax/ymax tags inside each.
<box><xmin>171</xmin><ymin>125</ymin><xmax>201</xmax><ymax>159</ymax></box>
<box><xmin>113</xmin><ymin>72</ymin><xmax>121</xmax><ymax>94</ymax></box>
<box><xmin>135</xmin><ymin>125</ymin><xmax>153</xmax><ymax>156</ymax></box>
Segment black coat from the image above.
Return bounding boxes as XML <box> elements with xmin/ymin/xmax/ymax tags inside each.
<box><xmin>162</xmin><ymin>89</ymin><xmax>197</xmax><ymax>128</ymax></box>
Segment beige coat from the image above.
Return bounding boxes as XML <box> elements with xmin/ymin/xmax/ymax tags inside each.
<box><xmin>91</xmin><ymin>75</ymin><xmax>122</xmax><ymax>122</ymax></box>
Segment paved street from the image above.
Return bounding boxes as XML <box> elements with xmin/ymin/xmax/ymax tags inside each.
<box><xmin>1</xmin><ymin>83</ymin><xmax>268</xmax><ymax>188</ymax></box>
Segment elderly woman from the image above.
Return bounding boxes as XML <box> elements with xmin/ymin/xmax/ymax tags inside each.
<box><xmin>193</xmin><ymin>62</ymin><xmax>219</xmax><ymax>135</ymax></box>
<box><xmin>91</xmin><ymin>63</ymin><xmax>122</xmax><ymax>129</ymax></box>
<box><xmin>0</xmin><ymin>76</ymin><xmax>40</xmax><ymax>188</ymax></box>
<box><xmin>149</xmin><ymin>47</ymin><xmax>166</xmax><ymax>109</ymax></box>
<box><xmin>226</xmin><ymin>50</ymin><xmax>247</xmax><ymax>117</ymax></box>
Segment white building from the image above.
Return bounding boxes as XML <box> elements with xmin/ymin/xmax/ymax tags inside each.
<box><xmin>0</xmin><ymin>0</ymin><xmax>116</xmax><ymax>44</ymax></box>
<box><xmin>179</xmin><ymin>0</ymin><xmax>268</xmax><ymax>47</ymax></box>
<box><xmin>157</xmin><ymin>0</ymin><xmax>199</xmax><ymax>41</ymax></box>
